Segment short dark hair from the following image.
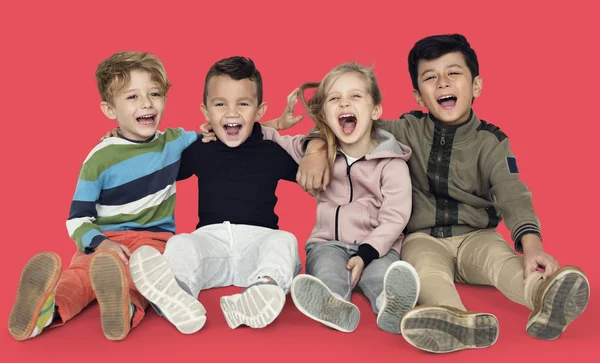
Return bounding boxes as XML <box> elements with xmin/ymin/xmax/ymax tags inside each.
<box><xmin>408</xmin><ymin>34</ymin><xmax>479</xmax><ymax>91</ymax></box>
<box><xmin>203</xmin><ymin>56</ymin><xmax>263</xmax><ymax>104</ymax></box>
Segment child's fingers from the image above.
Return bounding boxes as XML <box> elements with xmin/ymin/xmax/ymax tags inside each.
<box><xmin>297</xmin><ymin>169</ymin><xmax>308</xmax><ymax>192</ymax></box>
<box><xmin>523</xmin><ymin>259</ymin><xmax>537</xmax><ymax>280</ymax></box>
<box><xmin>201</xmin><ymin>135</ymin><xmax>216</xmax><ymax>143</ymax></box>
<box><xmin>287</xmin><ymin>88</ymin><xmax>299</xmax><ymax>106</ymax></box>
<box><xmin>310</xmin><ymin>171</ymin><xmax>322</xmax><ymax>193</ymax></box>
<box><xmin>304</xmin><ymin>175</ymin><xmax>315</xmax><ymax>196</ymax></box>
<box><xmin>542</xmin><ymin>258</ymin><xmax>559</xmax><ymax>278</ymax></box>
<box><xmin>116</xmin><ymin>249</ymin><xmax>128</xmax><ymax>265</ymax></box>
<box><xmin>121</xmin><ymin>245</ymin><xmax>132</xmax><ymax>257</ymax></box>
<box><xmin>200</xmin><ymin>123</ymin><xmax>213</xmax><ymax>134</ymax></box>
<box><xmin>351</xmin><ymin>267</ymin><xmax>361</xmax><ymax>288</ymax></box>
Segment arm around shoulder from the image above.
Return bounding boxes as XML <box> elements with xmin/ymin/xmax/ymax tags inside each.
<box><xmin>260</xmin><ymin>125</ymin><xmax>305</xmax><ymax>163</ymax></box>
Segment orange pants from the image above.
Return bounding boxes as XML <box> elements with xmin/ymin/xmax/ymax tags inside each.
<box><xmin>52</xmin><ymin>231</ymin><xmax>171</xmax><ymax>329</ymax></box>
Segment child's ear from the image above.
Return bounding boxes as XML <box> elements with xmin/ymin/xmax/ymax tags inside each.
<box><xmin>255</xmin><ymin>102</ymin><xmax>268</xmax><ymax>121</ymax></box>
<box><xmin>472</xmin><ymin>75</ymin><xmax>483</xmax><ymax>98</ymax></box>
<box><xmin>371</xmin><ymin>104</ymin><xmax>383</xmax><ymax>120</ymax></box>
<box><xmin>200</xmin><ymin>104</ymin><xmax>210</xmax><ymax>121</ymax></box>
<box><xmin>100</xmin><ymin>101</ymin><xmax>117</xmax><ymax>120</ymax></box>
<box><xmin>413</xmin><ymin>90</ymin><xmax>425</xmax><ymax>108</ymax></box>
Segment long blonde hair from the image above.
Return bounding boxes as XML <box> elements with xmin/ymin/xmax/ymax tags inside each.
<box><xmin>299</xmin><ymin>63</ymin><xmax>382</xmax><ymax>170</ymax></box>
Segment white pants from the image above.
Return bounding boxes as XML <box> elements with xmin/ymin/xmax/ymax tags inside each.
<box><xmin>163</xmin><ymin>222</ymin><xmax>302</xmax><ymax>298</ymax></box>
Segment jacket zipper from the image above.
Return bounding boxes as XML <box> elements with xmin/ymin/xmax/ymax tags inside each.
<box><xmin>434</xmin><ymin>127</ymin><xmax>446</xmax><ymax>192</ymax></box>
<box><xmin>335</xmin><ymin>155</ymin><xmax>365</xmax><ymax>241</ymax></box>
<box><xmin>435</xmin><ymin>126</ymin><xmax>448</xmax><ymax>237</ymax></box>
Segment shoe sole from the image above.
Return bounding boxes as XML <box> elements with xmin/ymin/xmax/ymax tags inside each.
<box><xmin>377</xmin><ymin>261</ymin><xmax>420</xmax><ymax>334</ymax></box>
<box><xmin>89</xmin><ymin>252</ymin><xmax>130</xmax><ymax>341</ymax></box>
<box><xmin>527</xmin><ymin>266</ymin><xmax>590</xmax><ymax>340</ymax></box>
<box><xmin>129</xmin><ymin>246</ymin><xmax>206</xmax><ymax>334</ymax></box>
<box><xmin>220</xmin><ymin>283</ymin><xmax>285</xmax><ymax>329</ymax></box>
<box><xmin>8</xmin><ymin>252</ymin><xmax>62</xmax><ymax>341</ymax></box>
<box><xmin>401</xmin><ymin>306</ymin><xmax>499</xmax><ymax>353</ymax></box>
<box><xmin>290</xmin><ymin>274</ymin><xmax>359</xmax><ymax>332</ymax></box>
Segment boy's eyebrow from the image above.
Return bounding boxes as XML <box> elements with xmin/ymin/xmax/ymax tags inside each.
<box><xmin>420</xmin><ymin>68</ymin><xmax>435</xmax><ymax>76</ymax></box>
<box><xmin>420</xmin><ymin>64</ymin><xmax>465</xmax><ymax>77</ymax></box>
<box><xmin>210</xmin><ymin>96</ymin><xmax>256</xmax><ymax>102</ymax></box>
<box><xmin>123</xmin><ymin>85</ymin><xmax>161</xmax><ymax>93</ymax></box>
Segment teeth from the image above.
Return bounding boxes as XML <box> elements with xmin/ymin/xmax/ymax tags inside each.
<box><xmin>225</xmin><ymin>123</ymin><xmax>241</xmax><ymax>127</ymax></box>
<box><xmin>438</xmin><ymin>95</ymin><xmax>454</xmax><ymax>101</ymax></box>
<box><xmin>138</xmin><ymin>115</ymin><xmax>154</xmax><ymax>119</ymax></box>
<box><xmin>339</xmin><ymin>114</ymin><xmax>355</xmax><ymax>118</ymax></box>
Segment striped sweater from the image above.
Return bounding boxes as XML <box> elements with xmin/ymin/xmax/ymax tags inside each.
<box><xmin>66</xmin><ymin>128</ymin><xmax>197</xmax><ymax>252</ymax></box>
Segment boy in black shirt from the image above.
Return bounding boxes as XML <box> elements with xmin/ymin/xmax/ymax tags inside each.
<box><xmin>129</xmin><ymin>56</ymin><xmax>302</xmax><ymax>334</ymax></box>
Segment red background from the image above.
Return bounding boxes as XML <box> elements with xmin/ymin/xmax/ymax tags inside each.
<box><xmin>1</xmin><ymin>0</ymin><xmax>597</xmax><ymax>362</ymax></box>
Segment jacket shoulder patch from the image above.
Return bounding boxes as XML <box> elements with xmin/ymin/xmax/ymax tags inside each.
<box><xmin>400</xmin><ymin>110</ymin><xmax>425</xmax><ymax>119</ymax></box>
<box><xmin>506</xmin><ymin>156</ymin><xmax>519</xmax><ymax>174</ymax></box>
<box><xmin>477</xmin><ymin>120</ymin><xmax>508</xmax><ymax>142</ymax></box>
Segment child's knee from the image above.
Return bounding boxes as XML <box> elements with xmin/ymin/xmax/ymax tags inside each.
<box><xmin>164</xmin><ymin>234</ymin><xmax>194</xmax><ymax>256</ymax></box>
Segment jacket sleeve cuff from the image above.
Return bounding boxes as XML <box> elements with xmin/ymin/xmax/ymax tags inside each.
<box><xmin>301</xmin><ymin>128</ymin><xmax>323</xmax><ymax>152</ymax></box>
<box><xmin>351</xmin><ymin>243</ymin><xmax>380</xmax><ymax>268</ymax></box>
<box><xmin>512</xmin><ymin>223</ymin><xmax>542</xmax><ymax>253</ymax></box>
<box><xmin>84</xmin><ymin>235</ymin><xmax>108</xmax><ymax>254</ymax></box>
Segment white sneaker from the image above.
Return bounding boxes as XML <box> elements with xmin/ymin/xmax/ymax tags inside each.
<box><xmin>129</xmin><ymin>246</ymin><xmax>206</xmax><ymax>334</ymax></box>
<box><xmin>220</xmin><ymin>278</ymin><xmax>286</xmax><ymax>329</ymax></box>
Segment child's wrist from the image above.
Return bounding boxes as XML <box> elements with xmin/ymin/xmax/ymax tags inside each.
<box><xmin>521</xmin><ymin>234</ymin><xmax>543</xmax><ymax>253</ymax></box>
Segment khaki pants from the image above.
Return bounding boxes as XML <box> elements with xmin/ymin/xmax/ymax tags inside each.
<box><xmin>401</xmin><ymin>229</ymin><xmax>543</xmax><ymax>311</ymax></box>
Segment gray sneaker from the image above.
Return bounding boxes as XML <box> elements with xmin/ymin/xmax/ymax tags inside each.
<box><xmin>376</xmin><ymin>261</ymin><xmax>420</xmax><ymax>334</ymax></box>
<box><xmin>291</xmin><ymin>274</ymin><xmax>360</xmax><ymax>332</ymax></box>
<box><xmin>527</xmin><ymin>266</ymin><xmax>589</xmax><ymax>340</ymax></box>
<box><xmin>400</xmin><ymin>305</ymin><xmax>499</xmax><ymax>353</ymax></box>
<box><xmin>129</xmin><ymin>246</ymin><xmax>206</xmax><ymax>334</ymax></box>
<box><xmin>220</xmin><ymin>278</ymin><xmax>286</xmax><ymax>329</ymax></box>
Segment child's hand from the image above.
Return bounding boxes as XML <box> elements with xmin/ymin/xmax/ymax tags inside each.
<box><xmin>100</xmin><ymin>128</ymin><xmax>120</xmax><ymax>141</ymax></box>
<box><xmin>522</xmin><ymin>234</ymin><xmax>559</xmax><ymax>279</ymax></box>
<box><xmin>276</xmin><ymin>88</ymin><xmax>304</xmax><ymax>130</ymax></box>
<box><xmin>346</xmin><ymin>256</ymin><xmax>365</xmax><ymax>288</ymax></box>
<box><xmin>200</xmin><ymin>123</ymin><xmax>217</xmax><ymax>143</ymax></box>
<box><xmin>96</xmin><ymin>239</ymin><xmax>132</xmax><ymax>265</ymax></box>
<box><xmin>297</xmin><ymin>139</ymin><xmax>330</xmax><ymax>196</ymax></box>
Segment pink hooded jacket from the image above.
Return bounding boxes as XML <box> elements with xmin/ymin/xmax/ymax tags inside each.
<box><xmin>261</xmin><ymin>125</ymin><xmax>412</xmax><ymax>264</ymax></box>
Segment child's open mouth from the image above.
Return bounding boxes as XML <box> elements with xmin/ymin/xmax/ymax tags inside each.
<box><xmin>437</xmin><ymin>95</ymin><xmax>457</xmax><ymax>109</ymax></box>
<box><xmin>338</xmin><ymin>114</ymin><xmax>357</xmax><ymax>135</ymax></box>
<box><xmin>224</xmin><ymin>123</ymin><xmax>242</xmax><ymax>137</ymax></box>
<box><xmin>136</xmin><ymin>114</ymin><xmax>156</xmax><ymax>125</ymax></box>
